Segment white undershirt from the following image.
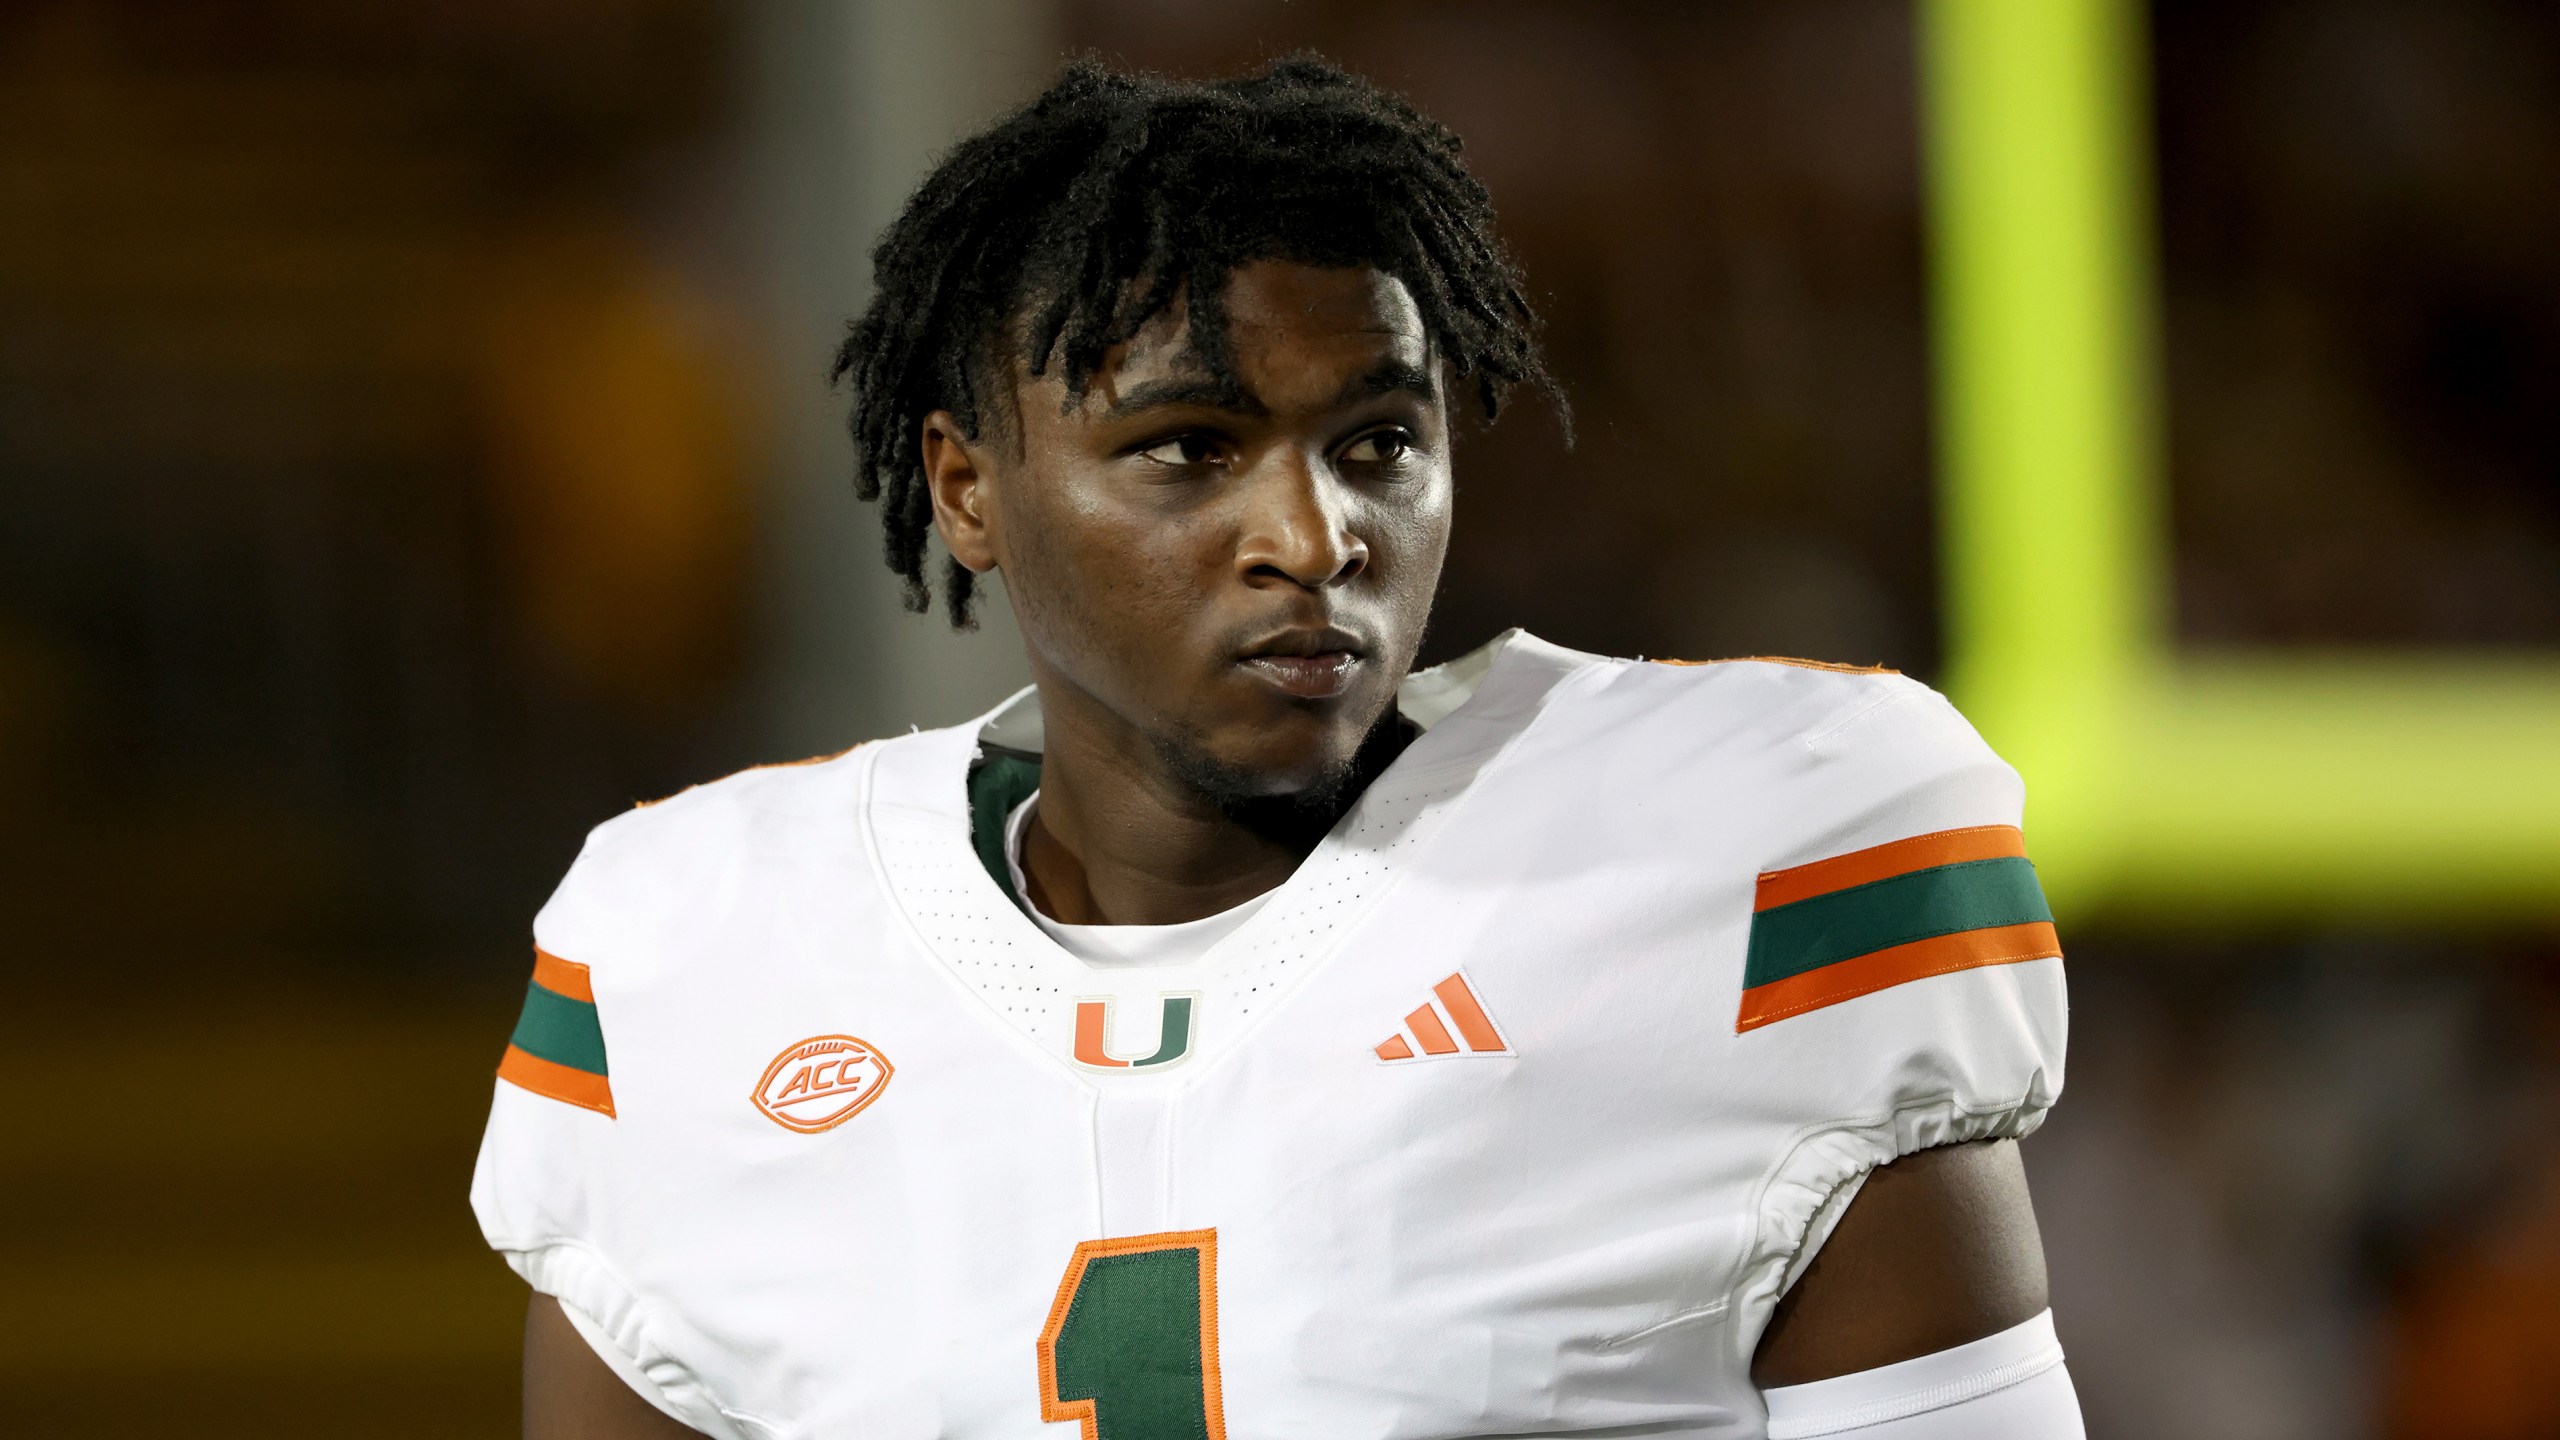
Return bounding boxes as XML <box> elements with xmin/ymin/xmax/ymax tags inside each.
<box><xmin>1760</xmin><ymin>1309</ymin><xmax>2082</xmax><ymax>1438</ymax></box>
<box><xmin>1002</xmin><ymin>792</ymin><xmax>1273</xmax><ymax>968</ymax></box>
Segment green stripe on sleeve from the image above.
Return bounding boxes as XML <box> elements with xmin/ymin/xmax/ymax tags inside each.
<box><xmin>1745</xmin><ymin>856</ymin><xmax>2053</xmax><ymax>988</ymax></box>
<box><xmin>509</xmin><ymin>981</ymin><xmax>610</xmax><ymax>1076</ymax></box>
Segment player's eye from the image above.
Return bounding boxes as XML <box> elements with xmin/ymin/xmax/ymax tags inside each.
<box><xmin>1134</xmin><ymin>433</ymin><xmax>1226</xmax><ymax>468</ymax></box>
<box><xmin>1339</xmin><ymin>428</ymin><xmax>1416</xmax><ymax>466</ymax></box>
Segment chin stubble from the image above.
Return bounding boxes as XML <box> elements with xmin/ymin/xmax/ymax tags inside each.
<box><xmin>1146</xmin><ymin>709</ymin><xmax>1417</xmax><ymax>844</ymax></box>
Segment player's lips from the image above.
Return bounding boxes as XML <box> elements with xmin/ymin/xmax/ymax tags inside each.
<box><xmin>1236</xmin><ymin>626</ymin><xmax>1367</xmax><ymax>700</ymax></box>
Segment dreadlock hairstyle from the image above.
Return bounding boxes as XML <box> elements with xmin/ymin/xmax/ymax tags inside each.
<box><xmin>832</xmin><ymin>53</ymin><xmax>1563</xmax><ymax>626</ymax></box>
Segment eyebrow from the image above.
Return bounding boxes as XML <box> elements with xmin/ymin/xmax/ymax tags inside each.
<box><xmin>1098</xmin><ymin>356</ymin><xmax>1441</xmax><ymax>422</ymax></box>
<box><xmin>1101</xmin><ymin>374</ymin><xmax>1267</xmax><ymax>421</ymax></box>
<box><xmin>1328</xmin><ymin>358</ymin><xmax>1440</xmax><ymax>409</ymax></box>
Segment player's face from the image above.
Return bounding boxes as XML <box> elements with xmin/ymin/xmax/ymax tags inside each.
<box><xmin>979</xmin><ymin>260</ymin><xmax>1452</xmax><ymax>796</ymax></box>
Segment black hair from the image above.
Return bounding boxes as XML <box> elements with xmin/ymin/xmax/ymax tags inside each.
<box><xmin>831</xmin><ymin>52</ymin><xmax>1562</xmax><ymax>626</ymax></box>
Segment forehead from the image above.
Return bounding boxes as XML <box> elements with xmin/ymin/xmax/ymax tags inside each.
<box><xmin>1100</xmin><ymin>261</ymin><xmax>1433</xmax><ymax>411</ymax></box>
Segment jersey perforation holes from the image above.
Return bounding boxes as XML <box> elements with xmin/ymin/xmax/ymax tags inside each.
<box><xmin>1223</xmin><ymin>777</ymin><xmax>1457</xmax><ymax>1020</ymax></box>
<box><xmin>881</xmin><ymin>835</ymin><xmax>1076</xmax><ymax>1045</ymax></box>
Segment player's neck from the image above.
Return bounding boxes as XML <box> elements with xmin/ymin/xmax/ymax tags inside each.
<box><xmin>1020</xmin><ymin>685</ymin><xmax>1405</xmax><ymax>928</ymax></box>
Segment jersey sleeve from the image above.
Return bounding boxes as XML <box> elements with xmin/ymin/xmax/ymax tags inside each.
<box><xmin>467</xmin><ymin>821</ymin><xmax>762</xmax><ymax>1440</ymax></box>
<box><xmin>1722</xmin><ymin>679</ymin><xmax>2070</xmax><ymax>1356</ymax></box>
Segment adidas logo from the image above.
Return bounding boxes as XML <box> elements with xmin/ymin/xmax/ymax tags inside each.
<box><xmin>1374</xmin><ymin>972</ymin><xmax>1509</xmax><ymax>1061</ymax></box>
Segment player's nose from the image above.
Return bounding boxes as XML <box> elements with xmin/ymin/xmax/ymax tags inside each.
<box><xmin>1235</xmin><ymin>451</ymin><xmax>1368</xmax><ymax>590</ymax></box>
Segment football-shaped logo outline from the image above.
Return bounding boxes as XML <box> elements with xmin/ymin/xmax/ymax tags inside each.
<box><xmin>752</xmin><ymin>1034</ymin><xmax>894</xmax><ymax>1133</ymax></box>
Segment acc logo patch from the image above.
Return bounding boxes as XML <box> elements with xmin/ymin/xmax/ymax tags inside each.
<box><xmin>752</xmin><ymin>1034</ymin><xmax>893</xmax><ymax>1133</ymax></box>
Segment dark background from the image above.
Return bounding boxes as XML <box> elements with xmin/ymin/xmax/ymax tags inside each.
<box><xmin>1</xmin><ymin>1</ymin><xmax>2554</xmax><ymax>1435</ymax></box>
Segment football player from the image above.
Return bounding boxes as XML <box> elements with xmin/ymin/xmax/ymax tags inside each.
<box><xmin>476</xmin><ymin>56</ymin><xmax>2081</xmax><ymax>1439</ymax></box>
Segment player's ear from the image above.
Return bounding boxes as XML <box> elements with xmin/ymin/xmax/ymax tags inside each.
<box><xmin>920</xmin><ymin>409</ymin><xmax>1000</xmax><ymax>575</ymax></box>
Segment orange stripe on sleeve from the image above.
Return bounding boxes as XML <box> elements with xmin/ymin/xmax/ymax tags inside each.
<box><xmin>497</xmin><ymin>1043</ymin><xmax>617</xmax><ymax>1116</ymax></box>
<box><xmin>1754</xmin><ymin>825</ymin><xmax>2028</xmax><ymax>911</ymax></box>
<box><xmin>1431</xmin><ymin>974</ymin><xmax>1506</xmax><ymax>1052</ymax></box>
<box><xmin>1735</xmin><ymin>921</ymin><xmax>2061</xmax><ymax>1032</ymax></box>
<box><xmin>530</xmin><ymin>948</ymin><xmax>595</xmax><ymax>1003</ymax></box>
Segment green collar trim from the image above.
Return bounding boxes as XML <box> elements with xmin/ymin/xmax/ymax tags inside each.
<box><xmin>967</xmin><ymin>746</ymin><xmax>1043</xmax><ymax>912</ymax></box>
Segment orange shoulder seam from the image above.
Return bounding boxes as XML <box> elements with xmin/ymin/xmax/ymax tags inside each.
<box><xmin>1649</xmin><ymin>656</ymin><xmax>1899</xmax><ymax>675</ymax></box>
<box><xmin>633</xmin><ymin>744</ymin><xmax>862</xmax><ymax>810</ymax></box>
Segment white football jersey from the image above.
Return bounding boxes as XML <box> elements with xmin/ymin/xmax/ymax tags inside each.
<box><xmin>471</xmin><ymin>630</ymin><xmax>2068</xmax><ymax>1440</ymax></box>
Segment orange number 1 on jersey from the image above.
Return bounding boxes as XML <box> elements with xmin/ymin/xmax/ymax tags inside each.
<box><xmin>1038</xmin><ymin>1229</ymin><xmax>1229</xmax><ymax>1440</ymax></box>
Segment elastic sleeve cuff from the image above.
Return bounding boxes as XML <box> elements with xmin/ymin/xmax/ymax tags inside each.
<box><xmin>1760</xmin><ymin>1309</ymin><xmax>2067</xmax><ymax>1438</ymax></box>
<box><xmin>557</xmin><ymin>1297</ymin><xmax>699</xmax><ymax>1428</ymax></box>
<box><xmin>506</xmin><ymin>1241</ymin><xmax>764</xmax><ymax>1440</ymax></box>
<box><xmin>1738</xmin><ymin>1092</ymin><xmax>2055</xmax><ymax>1349</ymax></box>
<box><xmin>1779</xmin><ymin>1169</ymin><xmax>1868</xmax><ymax>1298</ymax></box>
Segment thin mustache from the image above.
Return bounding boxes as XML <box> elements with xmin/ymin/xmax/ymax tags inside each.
<box><xmin>1235</xmin><ymin>624</ymin><xmax>1369</xmax><ymax>659</ymax></box>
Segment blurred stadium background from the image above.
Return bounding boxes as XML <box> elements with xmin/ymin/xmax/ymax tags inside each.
<box><xmin>3</xmin><ymin>0</ymin><xmax>2556</xmax><ymax>1435</ymax></box>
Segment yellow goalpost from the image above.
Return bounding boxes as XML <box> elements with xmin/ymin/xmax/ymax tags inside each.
<box><xmin>1920</xmin><ymin>0</ymin><xmax>2560</xmax><ymax>923</ymax></box>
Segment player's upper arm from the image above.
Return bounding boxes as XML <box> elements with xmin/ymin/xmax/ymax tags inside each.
<box><xmin>1750</xmin><ymin>1137</ymin><xmax>2049</xmax><ymax>1386</ymax></box>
